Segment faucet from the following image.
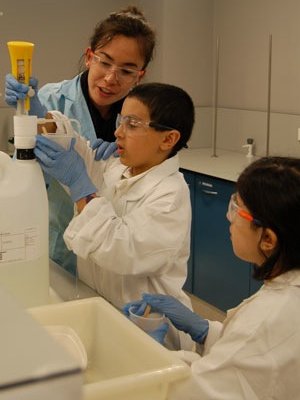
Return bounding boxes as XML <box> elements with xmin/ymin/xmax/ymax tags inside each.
<box><xmin>242</xmin><ymin>138</ymin><xmax>254</xmax><ymax>158</ymax></box>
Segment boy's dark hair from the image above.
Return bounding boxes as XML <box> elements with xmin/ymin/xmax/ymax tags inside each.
<box><xmin>90</xmin><ymin>6</ymin><xmax>156</xmax><ymax>69</ymax></box>
<box><xmin>237</xmin><ymin>156</ymin><xmax>300</xmax><ymax>280</ymax></box>
<box><xmin>127</xmin><ymin>82</ymin><xmax>195</xmax><ymax>157</ymax></box>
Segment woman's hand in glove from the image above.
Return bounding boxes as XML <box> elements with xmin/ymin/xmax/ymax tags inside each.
<box><xmin>5</xmin><ymin>74</ymin><xmax>47</xmax><ymax>117</ymax></box>
<box><xmin>91</xmin><ymin>138</ymin><xmax>118</xmax><ymax>160</ymax></box>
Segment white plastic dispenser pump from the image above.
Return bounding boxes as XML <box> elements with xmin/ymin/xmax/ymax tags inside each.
<box><xmin>7</xmin><ymin>41</ymin><xmax>34</xmax><ymax>115</ymax></box>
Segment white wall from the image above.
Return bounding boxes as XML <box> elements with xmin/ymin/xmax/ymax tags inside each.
<box><xmin>0</xmin><ymin>0</ymin><xmax>135</xmax><ymax>151</ymax></box>
<box><xmin>212</xmin><ymin>0</ymin><xmax>300</xmax><ymax>156</ymax></box>
<box><xmin>160</xmin><ymin>0</ymin><xmax>214</xmax><ymax>149</ymax></box>
<box><xmin>1</xmin><ymin>0</ymin><xmax>300</xmax><ymax>157</ymax></box>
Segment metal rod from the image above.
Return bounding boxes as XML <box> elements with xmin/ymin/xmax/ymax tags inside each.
<box><xmin>266</xmin><ymin>34</ymin><xmax>272</xmax><ymax>156</ymax></box>
<box><xmin>212</xmin><ymin>36</ymin><xmax>220</xmax><ymax>158</ymax></box>
<box><xmin>203</xmin><ymin>105</ymin><xmax>300</xmax><ymax>117</ymax></box>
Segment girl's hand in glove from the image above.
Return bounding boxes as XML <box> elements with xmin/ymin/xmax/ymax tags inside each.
<box><xmin>123</xmin><ymin>294</ymin><xmax>209</xmax><ymax>344</ymax></box>
<box><xmin>148</xmin><ymin>322</ymin><xmax>169</xmax><ymax>345</ymax></box>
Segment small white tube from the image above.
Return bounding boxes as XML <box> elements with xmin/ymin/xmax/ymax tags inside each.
<box><xmin>14</xmin><ymin>115</ymin><xmax>37</xmax><ymax>149</ymax></box>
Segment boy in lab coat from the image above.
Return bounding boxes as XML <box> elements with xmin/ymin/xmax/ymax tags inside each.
<box><xmin>34</xmin><ymin>82</ymin><xmax>195</xmax><ymax>351</ymax></box>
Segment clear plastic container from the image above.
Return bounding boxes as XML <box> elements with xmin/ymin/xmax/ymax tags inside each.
<box><xmin>129</xmin><ymin>306</ymin><xmax>165</xmax><ymax>333</ymax></box>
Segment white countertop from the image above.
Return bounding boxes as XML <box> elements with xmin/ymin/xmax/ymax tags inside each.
<box><xmin>49</xmin><ymin>260</ymin><xmax>98</xmax><ymax>302</ymax></box>
<box><xmin>179</xmin><ymin>148</ymin><xmax>258</xmax><ymax>182</ymax></box>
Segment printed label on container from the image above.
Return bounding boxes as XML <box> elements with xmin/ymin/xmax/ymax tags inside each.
<box><xmin>0</xmin><ymin>227</ymin><xmax>39</xmax><ymax>263</ymax></box>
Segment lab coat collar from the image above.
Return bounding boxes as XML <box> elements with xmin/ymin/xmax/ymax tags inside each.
<box><xmin>59</xmin><ymin>74</ymin><xmax>97</xmax><ymax>142</ymax></box>
<box><xmin>60</xmin><ymin>74</ymin><xmax>82</xmax><ymax>101</ymax></box>
<box><xmin>225</xmin><ymin>269</ymin><xmax>300</xmax><ymax>326</ymax></box>
<box><xmin>111</xmin><ymin>155</ymin><xmax>180</xmax><ymax>200</ymax></box>
<box><xmin>264</xmin><ymin>269</ymin><xmax>300</xmax><ymax>289</ymax></box>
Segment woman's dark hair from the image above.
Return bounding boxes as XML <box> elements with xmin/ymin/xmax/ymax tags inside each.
<box><xmin>127</xmin><ymin>82</ymin><xmax>195</xmax><ymax>157</ymax></box>
<box><xmin>88</xmin><ymin>6</ymin><xmax>156</xmax><ymax>70</ymax></box>
<box><xmin>237</xmin><ymin>156</ymin><xmax>300</xmax><ymax>280</ymax></box>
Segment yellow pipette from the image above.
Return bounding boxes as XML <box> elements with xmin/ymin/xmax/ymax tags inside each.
<box><xmin>7</xmin><ymin>41</ymin><xmax>34</xmax><ymax>115</ymax></box>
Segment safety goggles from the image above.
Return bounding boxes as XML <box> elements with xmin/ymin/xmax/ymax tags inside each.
<box><xmin>116</xmin><ymin>114</ymin><xmax>175</xmax><ymax>135</ymax></box>
<box><xmin>91</xmin><ymin>52</ymin><xmax>144</xmax><ymax>84</ymax></box>
<box><xmin>227</xmin><ymin>193</ymin><xmax>261</xmax><ymax>226</ymax></box>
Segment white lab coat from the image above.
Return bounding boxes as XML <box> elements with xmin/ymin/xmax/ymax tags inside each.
<box><xmin>63</xmin><ymin>138</ymin><xmax>194</xmax><ymax>350</ymax></box>
<box><xmin>168</xmin><ymin>269</ymin><xmax>300</xmax><ymax>399</ymax></box>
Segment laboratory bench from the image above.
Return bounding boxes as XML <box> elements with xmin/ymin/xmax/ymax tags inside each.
<box><xmin>49</xmin><ymin>259</ymin><xmax>98</xmax><ymax>302</ymax></box>
<box><xmin>178</xmin><ymin>148</ymin><xmax>262</xmax><ymax>312</ymax></box>
<box><xmin>178</xmin><ymin>147</ymin><xmax>254</xmax><ymax>181</ymax></box>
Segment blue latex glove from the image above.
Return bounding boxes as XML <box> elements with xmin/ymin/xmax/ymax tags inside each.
<box><xmin>34</xmin><ymin>135</ymin><xmax>97</xmax><ymax>202</ymax></box>
<box><xmin>123</xmin><ymin>294</ymin><xmax>209</xmax><ymax>344</ymax></box>
<box><xmin>123</xmin><ymin>301</ymin><xmax>147</xmax><ymax>316</ymax></box>
<box><xmin>5</xmin><ymin>73</ymin><xmax>47</xmax><ymax>117</ymax></box>
<box><xmin>148</xmin><ymin>322</ymin><xmax>169</xmax><ymax>345</ymax></box>
<box><xmin>91</xmin><ymin>138</ymin><xmax>118</xmax><ymax>161</ymax></box>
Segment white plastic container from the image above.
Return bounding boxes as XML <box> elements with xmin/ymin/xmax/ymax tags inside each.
<box><xmin>29</xmin><ymin>297</ymin><xmax>190</xmax><ymax>400</ymax></box>
<box><xmin>0</xmin><ymin>115</ymin><xmax>49</xmax><ymax>308</ymax></box>
<box><xmin>0</xmin><ymin>287</ymin><xmax>82</xmax><ymax>400</ymax></box>
<box><xmin>42</xmin><ymin>133</ymin><xmax>73</xmax><ymax>149</ymax></box>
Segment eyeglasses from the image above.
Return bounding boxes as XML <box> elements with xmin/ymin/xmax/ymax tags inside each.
<box><xmin>116</xmin><ymin>114</ymin><xmax>175</xmax><ymax>135</ymax></box>
<box><xmin>227</xmin><ymin>193</ymin><xmax>261</xmax><ymax>226</ymax></box>
<box><xmin>91</xmin><ymin>52</ymin><xmax>144</xmax><ymax>84</ymax></box>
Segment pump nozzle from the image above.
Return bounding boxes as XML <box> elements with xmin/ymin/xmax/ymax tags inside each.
<box><xmin>242</xmin><ymin>137</ymin><xmax>255</xmax><ymax>158</ymax></box>
<box><xmin>7</xmin><ymin>41</ymin><xmax>34</xmax><ymax>115</ymax></box>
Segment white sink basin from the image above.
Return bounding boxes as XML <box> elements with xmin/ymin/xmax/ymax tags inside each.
<box><xmin>29</xmin><ymin>297</ymin><xmax>190</xmax><ymax>400</ymax></box>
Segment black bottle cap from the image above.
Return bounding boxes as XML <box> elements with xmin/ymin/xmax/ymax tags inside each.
<box><xmin>16</xmin><ymin>149</ymin><xmax>35</xmax><ymax>160</ymax></box>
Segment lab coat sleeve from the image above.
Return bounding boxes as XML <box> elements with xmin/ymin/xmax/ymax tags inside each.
<box><xmin>167</xmin><ymin>330</ymin><xmax>267</xmax><ymax>400</ymax></box>
<box><xmin>173</xmin><ymin>320</ymin><xmax>224</xmax><ymax>365</ymax></box>
<box><xmin>202</xmin><ymin>320</ymin><xmax>224</xmax><ymax>354</ymax></box>
<box><xmin>166</xmin><ymin>293</ymin><xmax>292</xmax><ymax>400</ymax></box>
<box><xmin>63</xmin><ymin>178</ymin><xmax>191</xmax><ymax>276</ymax></box>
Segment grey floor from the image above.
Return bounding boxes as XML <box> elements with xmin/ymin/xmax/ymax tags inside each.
<box><xmin>187</xmin><ymin>292</ymin><xmax>226</xmax><ymax>322</ymax></box>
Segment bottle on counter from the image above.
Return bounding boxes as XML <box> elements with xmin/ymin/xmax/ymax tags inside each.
<box><xmin>0</xmin><ymin>115</ymin><xmax>49</xmax><ymax>308</ymax></box>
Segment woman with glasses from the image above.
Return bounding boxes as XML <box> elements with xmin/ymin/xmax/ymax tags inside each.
<box><xmin>5</xmin><ymin>6</ymin><xmax>156</xmax><ymax>275</ymax></box>
<box><xmin>125</xmin><ymin>156</ymin><xmax>300</xmax><ymax>399</ymax></box>
<box><xmin>34</xmin><ymin>82</ymin><xmax>195</xmax><ymax>351</ymax></box>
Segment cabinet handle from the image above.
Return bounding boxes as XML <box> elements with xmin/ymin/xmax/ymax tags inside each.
<box><xmin>202</xmin><ymin>189</ymin><xmax>218</xmax><ymax>195</ymax></box>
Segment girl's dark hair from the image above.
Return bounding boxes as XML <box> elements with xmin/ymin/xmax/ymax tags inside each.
<box><xmin>89</xmin><ymin>6</ymin><xmax>156</xmax><ymax>69</ymax></box>
<box><xmin>237</xmin><ymin>156</ymin><xmax>300</xmax><ymax>280</ymax></box>
<box><xmin>127</xmin><ymin>82</ymin><xmax>195</xmax><ymax>157</ymax></box>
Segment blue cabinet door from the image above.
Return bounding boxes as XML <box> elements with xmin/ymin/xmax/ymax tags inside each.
<box><xmin>192</xmin><ymin>174</ymin><xmax>250</xmax><ymax>311</ymax></box>
<box><xmin>180</xmin><ymin>169</ymin><xmax>195</xmax><ymax>293</ymax></box>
